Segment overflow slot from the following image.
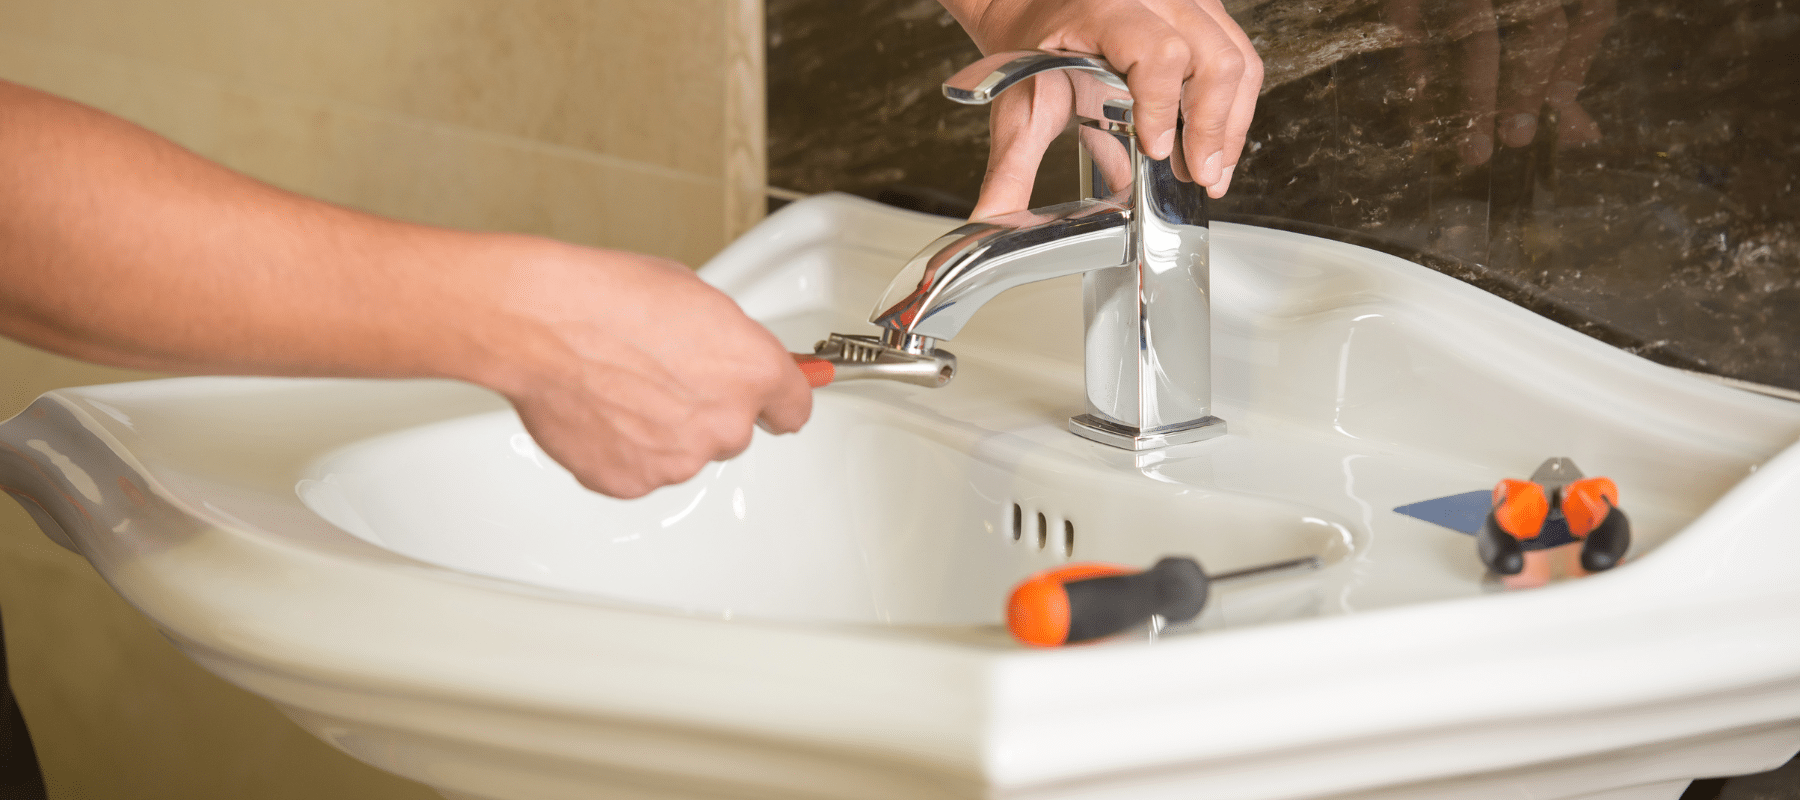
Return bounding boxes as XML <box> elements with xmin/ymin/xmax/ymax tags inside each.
<box><xmin>1006</xmin><ymin>501</ymin><xmax>1076</xmax><ymax>557</ymax></box>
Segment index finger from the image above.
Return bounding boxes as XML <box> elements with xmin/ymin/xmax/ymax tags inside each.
<box><xmin>755</xmin><ymin>350</ymin><xmax>815</xmax><ymax>434</ymax></box>
<box><xmin>1091</xmin><ymin>10</ymin><xmax>1196</xmax><ymax>162</ymax></box>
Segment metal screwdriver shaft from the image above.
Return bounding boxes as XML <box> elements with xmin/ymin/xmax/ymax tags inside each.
<box><xmin>1210</xmin><ymin>556</ymin><xmax>1324</xmax><ymax>584</ymax></box>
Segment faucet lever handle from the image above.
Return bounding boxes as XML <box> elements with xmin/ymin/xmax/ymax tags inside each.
<box><xmin>943</xmin><ymin>50</ymin><xmax>1131</xmax><ymax>119</ymax></box>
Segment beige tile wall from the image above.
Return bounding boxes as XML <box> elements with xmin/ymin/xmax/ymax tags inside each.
<box><xmin>0</xmin><ymin>2</ymin><xmax>764</xmax><ymax>798</ymax></box>
<box><xmin>0</xmin><ymin>0</ymin><xmax>766</xmax><ymax>266</ymax></box>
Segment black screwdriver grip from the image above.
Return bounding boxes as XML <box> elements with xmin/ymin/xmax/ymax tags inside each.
<box><xmin>1061</xmin><ymin>557</ymin><xmax>1211</xmax><ymax>644</ymax></box>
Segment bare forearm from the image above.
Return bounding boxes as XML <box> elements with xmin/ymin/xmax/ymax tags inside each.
<box><xmin>0</xmin><ymin>80</ymin><xmax>815</xmax><ymax>499</ymax></box>
<box><xmin>0</xmin><ymin>79</ymin><xmax>504</xmax><ymax>383</ymax></box>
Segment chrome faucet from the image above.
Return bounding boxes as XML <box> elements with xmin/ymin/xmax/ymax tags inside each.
<box><xmin>862</xmin><ymin>50</ymin><xmax>1226</xmax><ymax>450</ymax></box>
<box><xmin>813</xmin><ymin>51</ymin><xmax>1224</xmax><ymax>448</ymax></box>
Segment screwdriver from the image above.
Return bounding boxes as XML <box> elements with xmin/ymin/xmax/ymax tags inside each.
<box><xmin>1007</xmin><ymin>555</ymin><xmax>1322</xmax><ymax>647</ymax></box>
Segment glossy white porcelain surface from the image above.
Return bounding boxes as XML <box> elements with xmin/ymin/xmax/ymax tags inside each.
<box><xmin>299</xmin><ymin>401</ymin><xmax>1347</xmax><ymax>626</ymax></box>
<box><xmin>6</xmin><ymin>194</ymin><xmax>1800</xmax><ymax>800</ymax></box>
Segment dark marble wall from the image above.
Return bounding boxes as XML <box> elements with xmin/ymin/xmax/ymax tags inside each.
<box><xmin>768</xmin><ymin>0</ymin><xmax>1799</xmax><ymax>393</ymax></box>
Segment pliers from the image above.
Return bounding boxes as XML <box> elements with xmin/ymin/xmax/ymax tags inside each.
<box><xmin>1477</xmin><ymin>457</ymin><xmax>1631</xmax><ymax>586</ymax></box>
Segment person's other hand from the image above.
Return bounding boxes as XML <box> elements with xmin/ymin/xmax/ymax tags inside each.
<box><xmin>941</xmin><ymin>0</ymin><xmax>1263</xmax><ymax>219</ymax></box>
<box><xmin>470</xmin><ymin>240</ymin><xmax>813</xmax><ymax>499</ymax></box>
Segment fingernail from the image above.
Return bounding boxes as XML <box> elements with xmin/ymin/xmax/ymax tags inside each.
<box><xmin>1212</xmin><ymin>164</ymin><xmax>1235</xmax><ymax>197</ymax></box>
<box><xmin>1153</xmin><ymin>129</ymin><xmax>1176</xmax><ymax>160</ymax></box>
<box><xmin>1200</xmin><ymin>151</ymin><xmax>1224</xmax><ymax>185</ymax></box>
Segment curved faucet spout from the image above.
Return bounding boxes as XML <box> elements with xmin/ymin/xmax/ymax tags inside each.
<box><xmin>870</xmin><ymin>199</ymin><xmax>1130</xmax><ymax>343</ymax></box>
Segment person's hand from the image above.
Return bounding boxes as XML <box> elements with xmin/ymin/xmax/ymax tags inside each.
<box><xmin>940</xmin><ymin>0</ymin><xmax>1264</xmax><ymax>219</ymax></box>
<box><xmin>0</xmin><ymin>79</ymin><xmax>809</xmax><ymax>501</ymax></box>
<box><xmin>469</xmin><ymin>240</ymin><xmax>813</xmax><ymax>499</ymax></box>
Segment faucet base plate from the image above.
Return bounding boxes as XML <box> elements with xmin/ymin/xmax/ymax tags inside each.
<box><xmin>1069</xmin><ymin>414</ymin><xmax>1227</xmax><ymax>451</ymax></box>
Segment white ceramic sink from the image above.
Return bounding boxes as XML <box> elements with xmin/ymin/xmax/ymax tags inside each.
<box><xmin>6</xmin><ymin>194</ymin><xmax>1800</xmax><ymax>800</ymax></box>
<box><xmin>298</xmin><ymin>399</ymin><xmax>1348</xmax><ymax>627</ymax></box>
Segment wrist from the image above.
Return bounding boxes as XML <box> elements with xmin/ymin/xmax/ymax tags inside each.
<box><xmin>415</xmin><ymin>232</ymin><xmax>571</xmax><ymax>400</ymax></box>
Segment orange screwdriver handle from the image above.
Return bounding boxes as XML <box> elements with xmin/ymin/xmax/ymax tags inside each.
<box><xmin>1007</xmin><ymin>558</ymin><xmax>1210</xmax><ymax>647</ymax></box>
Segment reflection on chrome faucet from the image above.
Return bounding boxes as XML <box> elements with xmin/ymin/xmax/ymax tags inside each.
<box><xmin>866</xmin><ymin>50</ymin><xmax>1226</xmax><ymax>451</ymax></box>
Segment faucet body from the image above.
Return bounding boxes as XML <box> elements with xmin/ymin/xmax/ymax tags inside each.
<box><xmin>870</xmin><ymin>50</ymin><xmax>1225</xmax><ymax>450</ymax></box>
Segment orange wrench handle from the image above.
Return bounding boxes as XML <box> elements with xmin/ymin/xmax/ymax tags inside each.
<box><xmin>791</xmin><ymin>354</ymin><xmax>835</xmax><ymax>389</ymax></box>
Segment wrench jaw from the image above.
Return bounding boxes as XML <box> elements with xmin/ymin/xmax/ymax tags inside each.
<box><xmin>810</xmin><ymin>333</ymin><xmax>957</xmax><ymax>388</ymax></box>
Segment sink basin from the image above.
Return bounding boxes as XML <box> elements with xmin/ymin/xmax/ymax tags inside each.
<box><xmin>298</xmin><ymin>398</ymin><xmax>1348</xmax><ymax>627</ymax></box>
<box><xmin>6</xmin><ymin>194</ymin><xmax>1800</xmax><ymax>800</ymax></box>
